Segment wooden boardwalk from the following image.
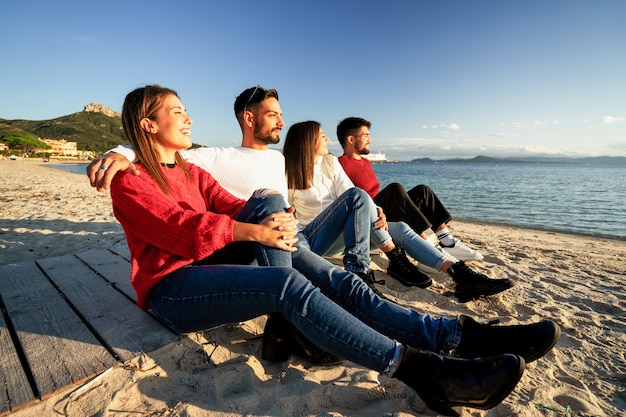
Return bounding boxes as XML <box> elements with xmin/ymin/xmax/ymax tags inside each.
<box><xmin>0</xmin><ymin>245</ymin><xmax>179</xmax><ymax>415</ymax></box>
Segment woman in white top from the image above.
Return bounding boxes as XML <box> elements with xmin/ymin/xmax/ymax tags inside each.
<box><xmin>283</xmin><ymin>121</ymin><xmax>514</xmax><ymax>303</ymax></box>
<box><xmin>284</xmin><ymin>121</ymin><xmax>432</xmax><ymax>291</ymax></box>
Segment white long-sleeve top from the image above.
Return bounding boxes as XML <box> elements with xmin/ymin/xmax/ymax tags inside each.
<box><xmin>112</xmin><ymin>145</ymin><xmax>289</xmax><ymax>207</ymax></box>
<box><xmin>287</xmin><ymin>154</ymin><xmax>355</xmax><ymax>226</ymax></box>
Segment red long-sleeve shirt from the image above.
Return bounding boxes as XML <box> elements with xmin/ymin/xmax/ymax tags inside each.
<box><xmin>337</xmin><ymin>155</ymin><xmax>380</xmax><ymax>199</ymax></box>
<box><xmin>111</xmin><ymin>163</ymin><xmax>245</xmax><ymax>309</ymax></box>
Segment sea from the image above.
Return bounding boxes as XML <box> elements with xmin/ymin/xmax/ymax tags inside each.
<box><xmin>47</xmin><ymin>161</ymin><xmax>626</xmax><ymax>241</ymax></box>
<box><xmin>372</xmin><ymin>161</ymin><xmax>626</xmax><ymax>241</ymax></box>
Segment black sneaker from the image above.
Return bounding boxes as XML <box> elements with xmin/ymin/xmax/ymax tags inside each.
<box><xmin>386</xmin><ymin>246</ymin><xmax>432</xmax><ymax>288</ymax></box>
<box><xmin>447</xmin><ymin>262</ymin><xmax>512</xmax><ymax>303</ymax></box>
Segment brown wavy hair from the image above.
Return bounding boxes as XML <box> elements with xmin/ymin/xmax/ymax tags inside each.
<box><xmin>121</xmin><ymin>85</ymin><xmax>191</xmax><ymax>194</ymax></box>
<box><xmin>283</xmin><ymin>121</ymin><xmax>321</xmax><ymax>190</ymax></box>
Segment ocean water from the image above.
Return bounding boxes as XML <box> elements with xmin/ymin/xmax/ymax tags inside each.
<box><xmin>46</xmin><ymin>163</ymin><xmax>89</xmax><ymax>175</ymax></box>
<box><xmin>47</xmin><ymin>162</ymin><xmax>626</xmax><ymax>240</ymax></box>
<box><xmin>372</xmin><ymin>162</ymin><xmax>626</xmax><ymax>240</ymax></box>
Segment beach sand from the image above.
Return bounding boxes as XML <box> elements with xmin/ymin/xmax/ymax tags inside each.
<box><xmin>2</xmin><ymin>160</ymin><xmax>625</xmax><ymax>416</ymax></box>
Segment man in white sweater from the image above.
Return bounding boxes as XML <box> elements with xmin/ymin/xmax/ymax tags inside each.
<box><xmin>90</xmin><ymin>87</ymin><xmax>358</xmax><ymax>364</ymax></box>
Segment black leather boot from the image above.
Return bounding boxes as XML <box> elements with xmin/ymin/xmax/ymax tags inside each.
<box><xmin>262</xmin><ymin>313</ymin><xmax>292</xmax><ymax>362</ymax></box>
<box><xmin>393</xmin><ymin>347</ymin><xmax>525</xmax><ymax>416</ymax></box>
<box><xmin>291</xmin><ymin>328</ymin><xmax>344</xmax><ymax>366</ymax></box>
<box><xmin>262</xmin><ymin>313</ymin><xmax>343</xmax><ymax>365</ymax></box>
<box><xmin>386</xmin><ymin>246</ymin><xmax>432</xmax><ymax>288</ymax></box>
<box><xmin>356</xmin><ymin>270</ymin><xmax>387</xmax><ymax>298</ymax></box>
<box><xmin>446</xmin><ymin>262</ymin><xmax>512</xmax><ymax>302</ymax></box>
<box><xmin>455</xmin><ymin>315</ymin><xmax>561</xmax><ymax>363</ymax></box>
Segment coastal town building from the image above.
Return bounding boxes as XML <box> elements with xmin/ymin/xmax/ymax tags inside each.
<box><xmin>40</xmin><ymin>138</ymin><xmax>78</xmax><ymax>156</ymax></box>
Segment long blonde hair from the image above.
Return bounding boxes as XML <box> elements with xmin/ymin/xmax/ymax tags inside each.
<box><xmin>121</xmin><ymin>85</ymin><xmax>191</xmax><ymax>194</ymax></box>
<box><xmin>283</xmin><ymin>121</ymin><xmax>321</xmax><ymax>190</ymax></box>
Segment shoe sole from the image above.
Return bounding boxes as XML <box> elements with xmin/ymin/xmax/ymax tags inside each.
<box><xmin>387</xmin><ymin>269</ymin><xmax>432</xmax><ymax>288</ymax></box>
<box><xmin>455</xmin><ymin>280</ymin><xmax>513</xmax><ymax>303</ymax></box>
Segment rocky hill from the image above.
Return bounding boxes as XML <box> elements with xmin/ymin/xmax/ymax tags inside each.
<box><xmin>83</xmin><ymin>103</ymin><xmax>121</xmax><ymax>118</ymax></box>
<box><xmin>0</xmin><ymin>104</ymin><xmax>126</xmax><ymax>153</ymax></box>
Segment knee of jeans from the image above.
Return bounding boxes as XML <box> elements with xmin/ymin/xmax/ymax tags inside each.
<box><xmin>254</xmin><ymin>190</ymin><xmax>288</xmax><ymax>210</ymax></box>
<box><xmin>345</xmin><ymin>187</ymin><xmax>368</xmax><ymax>201</ymax></box>
<box><xmin>388</xmin><ymin>182</ymin><xmax>404</xmax><ymax>192</ymax></box>
<box><xmin>252</xmin><ymin>188</ymin><xmax>278</xmax><ymax>198</ymax></box>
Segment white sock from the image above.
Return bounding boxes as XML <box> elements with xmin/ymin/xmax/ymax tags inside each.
<box><xmin>436</xmin><ymin>228</ymin><xmax>455</xmax><ymax>247</ymax></box>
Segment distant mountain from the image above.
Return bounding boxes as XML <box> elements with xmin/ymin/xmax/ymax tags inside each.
<box><xmin>0</xmin><ymin>104</ymin><xmax>205</xmax><ymax>154</ymax></box>
<box><xmin>0</xmin><ymin>104</ymin><xmax>126</xmax><ymax>153</ymax></box>
<box><xmin>411</xmin><ymin>155</ymin><xmax>626</xmax><ymax>165</ymax></box>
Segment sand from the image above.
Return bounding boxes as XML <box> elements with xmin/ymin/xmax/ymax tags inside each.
<box><xmin>1</xmin><ymin>159</ymin><xmax>625</xmax><ymax>416</ymax></box>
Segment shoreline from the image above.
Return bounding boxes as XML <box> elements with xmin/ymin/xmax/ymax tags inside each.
<box><xmin>452</xmin><ymin>216</ymin><xmax>626</xmax><ymax>243</ymax></box>
<box><xmin>2</xmin><ymin>159</ymin><xmax>625</xmax><ymax>416</ymax></box>
<box><xmin>38</xmin><ymin>160</ymin><xmax>626</xmax><ymax>243</ymax></box>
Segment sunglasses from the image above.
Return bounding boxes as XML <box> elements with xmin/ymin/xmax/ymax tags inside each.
<box><xmin>243</xmin><ymin>85</ymin><xmax>264</xmax><ymax>114</ymax></box>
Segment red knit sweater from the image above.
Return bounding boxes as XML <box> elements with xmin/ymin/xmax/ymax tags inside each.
<box><xmin>337</xmin><ymin>155</ymin><xmax>380</xmax><ymax>199</ymax></box>
<box><xmin>111</xmin><ymin>163</ymin><xmax>245</xmax><ymax>309</ymax></box>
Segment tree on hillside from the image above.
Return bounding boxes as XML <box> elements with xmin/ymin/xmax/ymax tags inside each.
<box><xmin>0</xmin><ymin>133</ymin><xmax>51</xmax><ymax>153</ymax></box>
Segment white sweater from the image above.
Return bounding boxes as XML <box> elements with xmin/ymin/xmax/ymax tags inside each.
<box><xmin>287</xmin><ymin>155</ymin><xmax>355</xmax><ymax>226</ymax></box>
<box><xmin>112</xmin><ymin>145</ymin><xmax>289</xmax><ymax>207</ymax></box>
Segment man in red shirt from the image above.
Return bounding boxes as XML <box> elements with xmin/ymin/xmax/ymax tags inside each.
<box><xmin>337</xmin><ymin>117</ymin><xmax>483</xmax><ymax>262</ymax></box>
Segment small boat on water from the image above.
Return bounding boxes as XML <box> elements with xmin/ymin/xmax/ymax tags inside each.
<box><xmin>363</xmin><ymin>152</ymin><xmax>387</xmax><ymax>162</ymax></box>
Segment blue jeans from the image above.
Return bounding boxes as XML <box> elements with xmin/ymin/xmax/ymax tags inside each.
<box><xmin>291</xmin><ymin>235</ymin><xmax>460</xmax><ymax>352</ymax></box>
<box><xmin>303</xmin><ymin>188</ymin><xmax>391</xmax><ymax>274</ymax></box>
<box><xmin>149</xmin><ymin>191</ymin><xmax>461</xmax><ymax>372</ymax></box>
<box><xmin>387</xmin><ymin>221</ymin><xmax>447</xmax><ymax>271</ymax></box>
<box><xmin>322</xmin><ymin>195</ymin><xmax>447</xmax><ymax>272</ymax></box>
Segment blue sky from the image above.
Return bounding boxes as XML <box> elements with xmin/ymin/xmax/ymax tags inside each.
<box><xmin>2</xmin><ymin>0</ymin><xmax>625</xmax><ymax>160</ymax></box>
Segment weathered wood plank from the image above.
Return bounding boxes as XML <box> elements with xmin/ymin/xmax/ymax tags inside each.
<box><xmin>0</xmin><ymin>262</ymin><xmax>116</xmax><ymax>403</ymax></box>
<box><xmin>109</xmin><ymin>243</ymin><xmax>130</xmax><ymax>261</ymax></box>
<box><xmin>74</xmin><ymin>248</ymin><xmax>135</xmax><ymax>300</ymax></box>
<box><xmin>0</xmin><ymin>304</ymin><xmax>34</xmax><ymax>414</ymax></box>
<box><xmin>37</xmin><ymin>254</ymin><xmax>178</xmax><ymax>362</ymax></box>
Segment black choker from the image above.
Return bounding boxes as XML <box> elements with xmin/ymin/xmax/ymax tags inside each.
<box><xmin>160</xmin><ymin>163</ymin><xmax>176</xmax><ymax>168</ymax></box>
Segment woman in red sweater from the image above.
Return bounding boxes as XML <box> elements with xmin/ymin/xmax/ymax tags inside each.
<box><xmin>108</xmin><ymin>84</ymin><xmax>536</xmax><ymax>416</ymax></box>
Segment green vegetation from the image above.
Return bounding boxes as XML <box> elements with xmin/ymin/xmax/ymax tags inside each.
<box><xmin>0</xmin><ymin>111</ymin><xmax>127</xmax><ymax>154</ymax></box>
<box><xmin>0</xmin><ymin>108</ymin><xmax>205</xmax><ymax>154</ymax></box>
<box><xmin>0</xmin><ymin>133</ymin><xmax>51</xmax><ymax>152</ymax></box>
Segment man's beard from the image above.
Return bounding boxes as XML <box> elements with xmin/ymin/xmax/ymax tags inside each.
<box><xmin>358</xmin><ymin>146</ymin><xmax>370</xmax><ymax>155</ymax></box>
<box><xmin>255</xmin><ymin>126</ymin><xmax>280</xmax><ymax>144</ymax></box>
